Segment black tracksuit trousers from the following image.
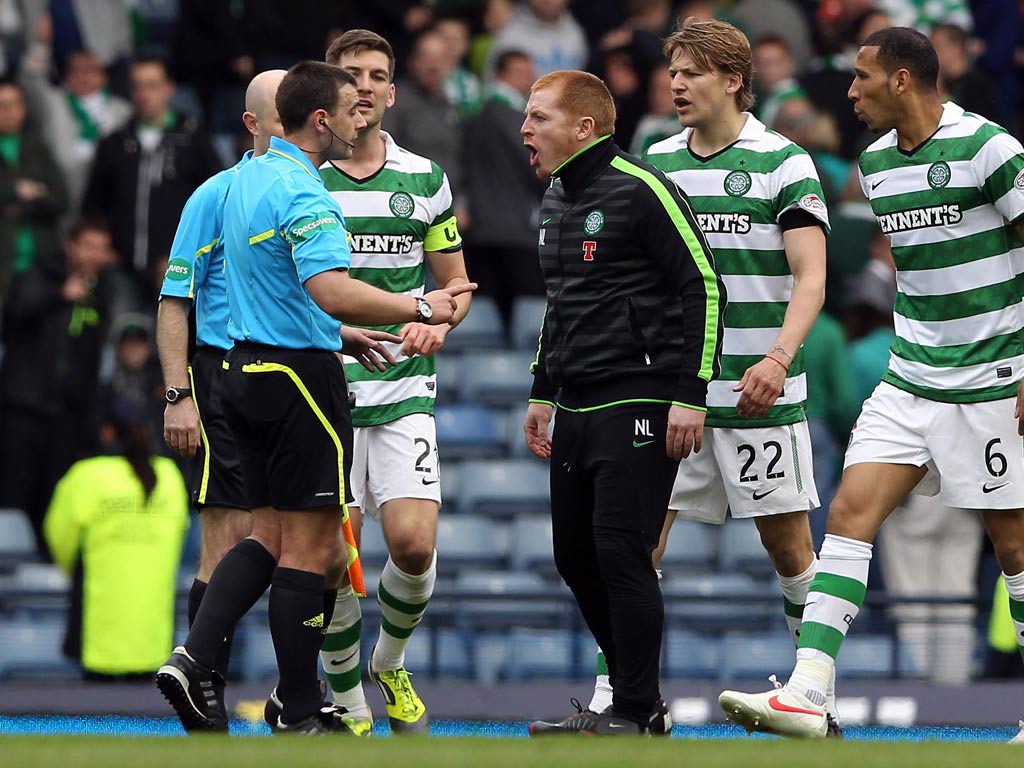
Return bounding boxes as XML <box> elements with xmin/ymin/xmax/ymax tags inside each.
<box><xmin>548</xmin><ymin>401</ymin><xmax>680</xmax><ymax>724</ymax></box>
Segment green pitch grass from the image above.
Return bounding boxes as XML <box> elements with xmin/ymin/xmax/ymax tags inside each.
<box><xmin>1</xmin><ymin>736</ymin><xmax>1022</xmax><ymax>768</ymax></box>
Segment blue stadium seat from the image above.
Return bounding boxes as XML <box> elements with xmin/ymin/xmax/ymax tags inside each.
<box><xmin>503</xmin><ymin>629</ymin><xmax>578</xmax><ymax>680</ymax></box>
<box><xmin>718</xmin><ymin>519</ymin><xmax>774</xmax><ymax>575</ymax></box>
<box><xmin>659</xmin><ymin>519</ymin><xmax>717</xmax><ymax>571</ymax></box>
<box><xmin>435</xmin><ymin>517</ymin><xmax>507</xmax><ymax>572</ymax></box>
<box><xmin>662</xmin><ymin>573</ymin><xmax>778</xmax><ymax>627</ymax></box>
<box><xmin>0</xmin><ymin>508</ymin><xmax>38</xmax><ymax>568</ymax></box>
<box><xmin>839</xmin><ymin>634</ymin><xmax>895</xmax><ymax>678</ymax></box>
<box><xmin>435</xmin><ymin>403</ymin><xmax>505</xmax><ymax>460</ymax></box>
<box><xmin>439</xmin><ymin>462</ymin><xmax>461</xmax><ymax>514</ymax></box>
<box><xmin>458</xmin><ymin>459</ymin><xmax>550</xmax><ymax>518</ymax></box>
<box><xmin>473</xmin><ymin>631</ymin><xmax>512</xmax><ymax>684</ymax></box>
<box><xmin>507</xmin><ymin>515</ymin><xmax>554</xmax><ymax>572</ymax></box>
<box><xmin>434</xmin><ymin>352</ymin><xmax>462</xmax><ymax>403</ymax></box>
<box><xmin>720</xmin><ymin>632</ymin><xmax>796</xmax><ymax>681</ymax></box>
<box><xmin>0</xmin><ymin>617</ymin><xmax>79</xmax><ymax>679</ymax></box>
<box><xmin>460</xmin><ymin>350</ymin><xmax>536</xmax><ymax>406</ymax></box>
<box><xmin>510</xmin><ymin>296</ymin><xmax>547</xmax><ymax>350</ymax></box>
<box><xmin>239</xmin><ymin>620</ymin><xmax>277</xmax><ymax>681</ymax></box>
<box><xmin>397</xmin><ymin>628</ymin><xmax>475</xmax><ymax>679</ymax></box>
<box><xmin>453</xmin><ymin>570</ymin><xmax>559</xmax><ymax>627</ymax></box>
<box><xmin>441</xmin><ymin>296</ymin><xmax>505</xmax><ymax>351</ymax></box>
<box><xmin>358</xmin><ymin>519</ymin><xmax>390</xmax><ymax>567</ymax></box>
<box><xmin>662</xmin><ymin>629</ymin><xmax>720</xmax><ymax>679</ymax></box>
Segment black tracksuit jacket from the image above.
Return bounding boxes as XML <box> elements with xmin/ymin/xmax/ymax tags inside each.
<box><xmin>529</xmin><ymin>136</ymin><xmax>726</xmax><ymax>409</ymax></box>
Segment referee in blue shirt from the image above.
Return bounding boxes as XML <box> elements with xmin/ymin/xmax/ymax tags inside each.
<box><xmin>156</xmin><ymin>61</ymin><xmax>474</xmax><ymax>735</ymax></box>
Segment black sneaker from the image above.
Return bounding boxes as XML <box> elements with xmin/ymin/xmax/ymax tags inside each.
<box><xmin>648</xmin><ymin>698</ymin><xmax>673</xmax><ymax>736</ymax></box>
<box><xmin>155</xmin><ymin>645</ymin><xmax>228</xmax><ymax>732</ymax></box>
<box><xmin>263</xmin><ymin>680</ymin><xmax>330</xmax><ymax>729</ymax></box>
<box><xmin>529</xmin><ymin>707</ymin><xmax>648</xmax><ymax>736</ymax></box>
<box><xmin>272</xmin><ymin>704</ymin><xmax>355</xmax><ymax>735</ymax></box>
<box><xmin>826</xmin><ymin>714</ymin><xmax>843</xmax><ymax>739</ymax></box>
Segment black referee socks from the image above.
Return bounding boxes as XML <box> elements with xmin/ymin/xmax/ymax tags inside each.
<box><xmin>270</xmin><ymin>567</ymin><xmax>327</xmax><ymax>724</ymax></box>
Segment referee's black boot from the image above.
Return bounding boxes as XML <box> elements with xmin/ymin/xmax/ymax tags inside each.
<box><xmin>648</xmin><ymin>698</ymin><xmax>673</xmax><ymax>736</ymax></box>
<box><xmin>155</xmin><ymin>645</ymin><xmax>228</xmax><ymax>732</ymax></box>
<box><xmin>272</xmin><ymin>704</ymin><xmax>355</xmax><ymax>735</ymax></box>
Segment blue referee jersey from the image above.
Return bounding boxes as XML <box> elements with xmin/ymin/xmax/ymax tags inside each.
<box><xmin>223</xmin><ymin>136</ymin><xmax>351</xmax><ymax>351</ymax></box>
<box><xmin>159</xmin><ymin>153</ymin><xmax>252</xmax><ymax>350</ymax></box>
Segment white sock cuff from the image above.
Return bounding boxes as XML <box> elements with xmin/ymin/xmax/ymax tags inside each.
<box><xmin>820</xmin><ymin>533</ymin><xmax>873</xmax><ymax>561</ymax></box>
<box><xmin>381</xmin><ymin>551</ymin><xmax>437</xmax><ymax>596</ymax></box>
<box><xmin>777</xmin><ymin>557</ymin><xmax>817</xmax><ymax>593</ymax></box>
<box><xmin>1003</xmin><ymin>570</ymin><xmax>1024</xmax><ymax>601</ymax></box>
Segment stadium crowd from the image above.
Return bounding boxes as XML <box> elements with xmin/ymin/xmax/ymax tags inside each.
<box><xmin>0</xmin><ymin>0</ymin><xmax>1023</xmax><ymax>725</ymax></box>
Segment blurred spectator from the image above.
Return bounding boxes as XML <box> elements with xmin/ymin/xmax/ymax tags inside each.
<box><xmin>170</xmin><ymin>0</ymin><xmax>253</xmax><ymax>134</ymax></box>
<box><xmin>931</xmin><ymin>23</ymin><xmax>999</xmax><ymax>119</ymax></box>
<box><xmin>845</xmin><ymin>232</ymin><xmax>896</xmax><ymax>406</ymax></box>
<box><xmin>629</xmin><ymin>66</ymin><xmax>679</xmax><ymax>156</ymax></box>
<box><xmin>732</xmin><ymin>0</ymin><xmax>813</xmax><ymax>65</ymax></box>
<box><xmin>801</xmin><ymin>311</ymin><xmax>858</xmax><ymax>545</ymax></box>
<box><xmin>81</xmin><ymin>57</ymin><xmax>221</xmax><ymax>308</ymax></box>
<box><xmin>468</xmin><ymin>0</ymin><xmax>514</xmax><ymax>76</ymax></box>
<box><xmin>48</xmin><ymin>1</ymin><xmax>133</xmax><ymax>93</ymax></box>
<box><xmin>974</xmin><ymin>0</ymin><xmax>1018</xmax><ymax>132</ymax></box>
<box><xmin>877</xmin><ymin>0</ymin><xmax>972</xmax><ymax>31</ymax></box>
<box><xmin>488</xmin><ymin>0</ymin><xmax>588</xmax><ymax>79</ymax></box>
<box><xmin>244</xmin><ymin>0</ymin><xmax>354</xmax><ymax>71</ymax></box>
<box><xmin>802</xmin><ymin>8</ymin><xmax>893</xmax><ymax>160</ymax></box>
<box><xmin>0</xmin><ymin>218</ymin><xmax>115</xmax><ymax>557</ymax></box>
<box><xmin>0</xmin><ymin>0</ymin><xmax>39</xmax><ymax>77</ymax></box>
<box><xmin>358</xmin><ymin>2</ymin><xmax>435</xmax><ymax>66</ymax></box>
<box><xmin>387</xmin><ymin>30</ymin><xmax>466</xmax><ymax>199</ymax></box>
<box><xmin>44</xmin><ymin>398</ymin><xmax>189</xmax><ymax>679</ymax></box>
<box><xmin>0</xmin><ymin>77</ymin><xmax>67</xmax><ymax>310</ymax></box>
<box><xmin>99</xmin><ymin>315</ymin><xmax>165</xmax><ymax>453</ymax></box>
<box><xmin>462</xmin><ymin>49</ymin><xmax>547</xmax><ymax>323</ymax></box>
<box><xmin>770</xmin><ymin>97</ymin><xmax>850</xmax><ymax>206</ymax></box>
<box><xmin>20</xmin><ymin>37</ymin><xmax>132</xmax><ymax>215</ymax></box>
<box><xmin>752</xmin><ymin>34</ymin><xmax>806</xmax><ymax>130</ymax></box>
<box><xmin>437</xmin><ymin>16</ymin><xmax>482</xmax><ymax>118</ymax></box>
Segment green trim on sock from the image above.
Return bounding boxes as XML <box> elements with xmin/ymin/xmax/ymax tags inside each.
<box><xmin>810</xmin><ymin>572</ymin><xmax>867</xmax><ymax>606</ymax></box>
<box><xmin>596</xmin><ymin>651</ymin><xmax>608</xmax><ymax>676</ymax></box>
<box><xmin>783</xmin><ymin>597</ymin><xmax>804</xmax><ymax>619</ymax></box>
<box><xmin>321</xmin><ymin>620</ymin><xmax>362</xmax><ymax>652</ymax></box>
<box><xmin>1009</xmin><ymin>597</ymin><xmax>1024</xmax><ymax>623</ymax></box>
<box><xmin>378</xmin><ymin>582</ymin><xmax>430</xmax><ymax>615</ymax></box>
<box><xmin>326</xmin><ymin>665</ymin><xmax>363</xmax><ymax>693</ymax></box>
<box><xmin>380</xmin><ymin>615</ymin><xmax>415</xmax><ymax>640</ymax></box>
<box><xmin>798</xmin><ymin>621</ymin><xmax>845</xmax><ymax>658</ymax></box>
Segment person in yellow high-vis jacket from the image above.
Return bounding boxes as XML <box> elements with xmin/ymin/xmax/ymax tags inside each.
<box><xmin>44</xmin><ymin>403</ymin><xmax>189</xmax><ymax>678</ymax></box>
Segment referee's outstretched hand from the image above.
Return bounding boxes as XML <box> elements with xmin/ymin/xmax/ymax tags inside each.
<box><xmin>421</xmin><ymin>282</ymin><xmax>478</xmax><ymax>325</ymax></box>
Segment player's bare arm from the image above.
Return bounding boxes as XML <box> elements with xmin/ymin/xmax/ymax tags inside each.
<box><xmin>734</xmin><ymin>225</ymin><xmax>826</xmax><ymax>418</ymax></box>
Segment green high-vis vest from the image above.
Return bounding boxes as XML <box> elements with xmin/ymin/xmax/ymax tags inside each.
<box><xmin>44</xmin><ymin>456</ymin><xmax>190</xmax><ymax>675</ymax></box>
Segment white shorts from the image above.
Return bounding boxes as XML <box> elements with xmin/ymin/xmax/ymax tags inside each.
<box><xmin>349</xmin><ymin>412</ymin><xmax>441</xmax><ymax>513</ymax></box>
<box><xmin>845</xmin><ymin>383</ymin><xmax>1024</xmax><ymax>509</ymax></box>
<box><xmin>669</xmin><ymin>421</ymin><xmax>819</xmax><ymax>523</ymax></box>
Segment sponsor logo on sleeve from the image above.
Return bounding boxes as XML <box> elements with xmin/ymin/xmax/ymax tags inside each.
<box><xmin>290</xmin><ymin>211</ymin><xmax>341</xmax><ymax>241</ymax></box>
<box><xmin>1014</xmin><ymin>168</ymin><xmax>1024</xmax><ymax>189</ymax></box>
<box><xmin>165</xmin><ymin>258</ymin><xmax>192</xmax><ymax>281</ymax></box>
<box><xmin>799</xmin><ymin>193</ymin><xmax>827</xmax><ymax>215</ymax></box>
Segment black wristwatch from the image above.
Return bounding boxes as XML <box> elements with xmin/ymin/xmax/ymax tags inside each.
<box><xmin>165</xmin><ymin>386</ymin><xmax>193</xmax><ymax>404</ymax></box>
<box><xmin>415</xmin><ymin>297</ymin><xmax>433</xmax><ymax>322</ymax></box>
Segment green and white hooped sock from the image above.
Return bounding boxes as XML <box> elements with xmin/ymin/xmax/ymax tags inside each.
<box><xmin>589</xmin><ymin>649</ymin><xmax>613</xmax><ymax>713</ymax></box>
<box><xmin>373</xmin><ymin>552</ymin><xmax>436</xmax><ymax>671</ymax></box>
<box><xmin>791</xmin><ymin>534</ymin><xmax>871</xmax><ymax>705</ymax></box>
<box><xmin>320</xmin><ymin>585</ymin><xmax>370</xmax><ymax>717</ymax></box>
<box><xmin>777</xmin><ymin>557</ymin><xmax>817</xmax><ymax>645</ymax></box>
<box><xmin>1003</xmin><ymin>569</ymin><xmax>1024</xmax><ymax>667</ymax></box>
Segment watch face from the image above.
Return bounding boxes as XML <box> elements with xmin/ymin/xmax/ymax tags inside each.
<box><xmin>419</xmin><ymin>299</ymin><xmax>432</xmax><ymax>319</ymax></box>
<box><xmin>165</xmin><ymin>389</ymin><xmax>177</xmax><ymax>403</ymax></box>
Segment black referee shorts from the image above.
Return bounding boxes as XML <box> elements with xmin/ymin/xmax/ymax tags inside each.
<box><xmin>187</xmin><ymin>346</ymin><xmax>247</xmax><ymax>510</ymax></box>
<box><xmin>222</xmin><ymin>343</ymin><xmax>353</xmax><ymax>511</ymax></box>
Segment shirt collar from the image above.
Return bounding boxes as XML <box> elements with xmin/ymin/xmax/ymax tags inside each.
<box><xmin>939</xmin><ymin>101</ymin><xmax>965</xmax><ymax>127</ymax></box>
<box><xmin>680</xmin><ymin>112</ymin><xmax>764</xmax><ymax>146</ymax></box>
<box><xmin>380</xmin><ymin>130</ymin><xmax>402</xmax><ymax>168</ymax></box>
<box><xmin>551</xmin><ymin>135</ymin><xmax>616</xmax><ymax>197</ymax></box>
<box><xmin>268</xmin><ymin>135</ymin><xmax>322</xmax><ymax>180</ymax></box>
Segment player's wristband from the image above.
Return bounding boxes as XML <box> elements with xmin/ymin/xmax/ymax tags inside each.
<box><xmin>769</xmin><ymin>345</ymin><xmax>793</xmax><ymax>362</ymax></box>
<box><xmin>765</xmin><ymin>354</ymin><xmax>789</xmax><ymax>372</ymax></box>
